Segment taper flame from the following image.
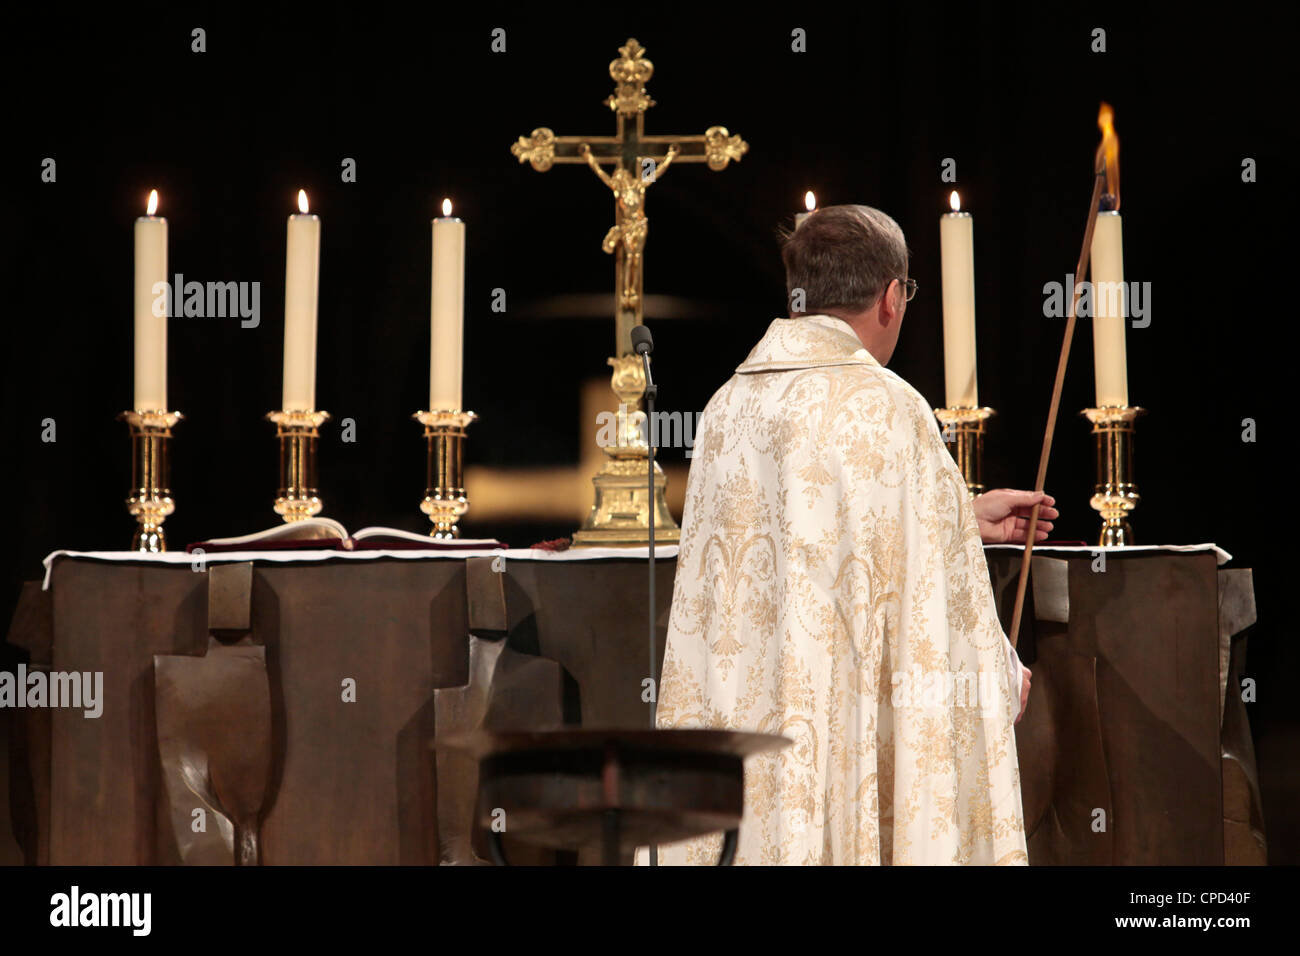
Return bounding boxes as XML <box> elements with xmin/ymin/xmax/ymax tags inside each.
<box><xmin>949</xmin><ymin>190</ymin><xmax>961</xmax><ymax>212</ymax></box>
<box><xmin>297</xmin><ymin>189</ymin><xmax>309</xmax><ymax>214</ymax></box>
<box><xmin>147</xmin><ymin>189</ymin><xmax>158</xmax><ymax>216</ymax></box>
<box><xmin>442</xmin><ymin>198</ymin><xmax>452</xmax><ymax>217</ymax></box>
<box><xmin>1096</xmin><ymin>102</ymin><xmax>1120</xmax><ymax>209</ymax></box>
<box><xmin>804</xmin><ymin>191</ymin><xmax>816</xmax><ymax>213</ymax></box>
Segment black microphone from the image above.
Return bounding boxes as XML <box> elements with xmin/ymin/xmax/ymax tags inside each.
<box><xmin>631</xmin><ymin>324</ymin><xmax>654</xmax><ymax>356</ymax></box>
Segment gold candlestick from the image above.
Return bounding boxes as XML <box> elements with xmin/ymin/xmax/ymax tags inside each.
<box><xmin>119</xmin><ymin>409</ymin><xmax>182</xmax><ymax>552</ymax></box>
<box><xmin>934</xmin><ymin>406</ymin><xmax>995</xmax><ymax>496</ymax></box>
<box><xmin>267</xmin><ymin>410</ymin><xmax>330</xmax><ymax>522</ymax></box>
<box><xmin>414</xmin><ymin>409</ymin><xmax>476</xmax><ymax>538</ymax></box>
<box><xmin>1082</xmin><ymin>405</ymin><xmax>1144</xmax><ymax>546</ymax></box>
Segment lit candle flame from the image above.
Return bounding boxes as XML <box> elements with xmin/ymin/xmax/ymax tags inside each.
<box><xmin>297</xmin><ymin>189</ymin><xmax>309</xmax><ymax>214</ymax></box>
<box><xmin>949</xmin><ymin>190</ymin><xmax>961</xmax><ymax>212</ymax></box>
<box><xmin>1096</xmin><ymin>102</ymin><xmax>1120</xmax><ymax>210</ymax></box>
<box><xmin>147</xmin><ymin>189</ymin><xmax>158</xmax><ymax>216</ymax></box>
<box><xmin>804</xmin><ymin>191</ymin><xmax>816</xmax><ymax>213</ymax></box>
<box><xmin>441</xmin><ymin>198</ymin><xmax>453</xmax><ymax>217</ymax></box>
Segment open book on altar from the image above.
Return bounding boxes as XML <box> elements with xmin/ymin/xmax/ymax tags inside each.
<box><xmin>186</xmin><ymin>518</ymin><xmax>503</xmax><ymax>553</ymax></box>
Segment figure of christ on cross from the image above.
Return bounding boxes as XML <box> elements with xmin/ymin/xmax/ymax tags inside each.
<box><xmin>578</xmin><ymin>141</ymin><xmax>679</xmax><ymax>315</ymax></box>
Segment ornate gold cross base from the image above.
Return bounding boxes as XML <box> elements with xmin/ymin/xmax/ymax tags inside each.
<box><xmin>572</xmin><ymin>457</ymin><xmax>679</xmax><ymax>547</ymax></box>
<box><xmin>120</xmin><ymin>409</ymin><xmax>182</xmax><ymax>552</ymax></box>
<box><xmin>935</xmin><ymin>406</ymin><xmax>995</xmax><ymax>496</ymax></box>
<box><xmin>415</xmin><ymin>410</ymin><xmax>476</xmax><ymax>539</ymax></box>
<box><xmin>1082</xmin><ymin>405</ymin><xmax>1144</xmax><ymax>546</ymax></box>
<box><xmin>268</xmin><ymin>410</ymin><xmax>329</xmax><ymax>522</ymax></box>
<box><xmin>572</xmin><ymin>355</ymin><xmax>679</xmax><ymax>547</ymax></box>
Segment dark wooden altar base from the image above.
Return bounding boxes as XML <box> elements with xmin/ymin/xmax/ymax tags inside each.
<box><xmin>1</xmin><ymin>549</ymin><xmax>1261</xmax><ymax>865</ymax></box>
<box><xmin>988</xmin><ymin>550</ymin><xmax>1262</xmax><ymax>865</ymax></box>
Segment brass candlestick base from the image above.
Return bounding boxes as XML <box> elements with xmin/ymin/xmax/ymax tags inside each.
<box><xmin>934</xmin><ymin>406</ymin><xmax>995</xmax><ymax>496</ymax></box>
<box><xmin>572</xmin><ymin>355</ymin><xmax>680</xmax><ymax>547</ymax></box>
<box><xmin>267</xmin><ymin>409</ymin><xmax>330</xmax><ymax>522</ymax></box>
<box><xmin>120</xmin><ymin>409</ymin><xmax>183</xmax><ymax>552</ymax></box>
<box><xmin>415</xmin><ymin>409</ymin><xmax>476</xmax><ymax>538</ymax></box>
<box><xmin>1082</xmin><ymin>405</ymin><xmax>1144</xmax><ymax>546</ymax></box>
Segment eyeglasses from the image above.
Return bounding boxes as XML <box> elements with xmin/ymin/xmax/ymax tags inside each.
<box><xmin>872</xmin><ymin>278</ymin><xmax>917</xmax><ymax>306</ymax></box>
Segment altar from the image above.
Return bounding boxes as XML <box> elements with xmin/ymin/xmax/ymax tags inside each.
<box><xmin>1</xmin><ymin>544</ymin><xmax>1261</xmax><ymax>866</ymax></box>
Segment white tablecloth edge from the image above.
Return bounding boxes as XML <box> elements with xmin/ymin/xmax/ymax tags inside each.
<box><xmin>984</xmin><ymin>542</ymin><xmax>1232</xmax><ymax>566</ymax></box>
<box><xmin>41</xmin><ymin>541</ymin><xmax>1231</xmax><ymax>590</ymax></box>
<box><xmin>41</xmin><ymin>544</ymin><xmax>681</xmax><ymax>590</ymax></box>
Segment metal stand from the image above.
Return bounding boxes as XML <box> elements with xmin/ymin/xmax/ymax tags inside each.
<box><xmin>267</xmin><ymin>409</ymin><xmax>330</xmax><ymax>522</ymax></box>
<box><xmin>119</xmin><ymin>409</ymin><xmax>183</xmax><ymax>552</ymax></box>
<box><xmin>934</xmin><ymin>406</ymin><xmax>995</xmax><ymax>496</ymax></box>
<box><xmin>486</xmin><ymin>816</ymin><xmax>738</xmax><ymax>866</ymax></box>
<box><xmin>1082</xmin><ymin>405</ymin><xmax>1144</xmax><ymax>545</ymax></box>
<box><xmin>447</xmin><ymin>729</ymin><xmax>784</xmax><ymax>867</ymax></box>
<box><xmin>414</xmin><ymin>410</ymin><xmax>477</xmax><ymax>538</ymax></box>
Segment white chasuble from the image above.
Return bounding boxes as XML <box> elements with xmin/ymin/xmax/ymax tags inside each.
<box><xmin>647</xmin><ymin>315</ymin><xmax>1027</xmax><ymax>865</ymax></box>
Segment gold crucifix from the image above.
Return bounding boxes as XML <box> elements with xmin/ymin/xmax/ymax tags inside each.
<box><xmin>510</xmin><ymin>38</ymin><xmax>748</xmax><ymax>546</ymax></box>
<box><xmin>511</xmin><ymin>38</ymin><xmax>748</xmax><ymax>356</ymax></box>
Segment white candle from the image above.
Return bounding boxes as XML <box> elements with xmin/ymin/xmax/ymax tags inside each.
<box><xmin>1090</xmin><ymin>210</ymin><xmax>1128</xmax><ymax>407</ymax></box>
<box><xmin>430</xmin><ymin>198</ymin><xmax>466</xmax><ymax>411</ymax></box>
<box><xmin>282</xmin><ymin>189</ymin><xmax>321</xmax><ymax>411</ymax></box>
<box><xmin>134</xmin><ymin>189</ymin><xmax>168</xmax><ymax>411</ymax></box>
<box><xmin>939</xmin><ymin>191</ymin><xmax>978</xmax><ymax>408</ymax></box>
<box><xmin>795</xmin><ymin>190</ymin><xmax>816</xmax><ymax>227</ymax></box>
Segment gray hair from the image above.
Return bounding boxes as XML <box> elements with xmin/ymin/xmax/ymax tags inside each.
<box><xmin>781</xmin><ymin>205</ymin><xmax>909</xmax><ymax>314</ymax></box>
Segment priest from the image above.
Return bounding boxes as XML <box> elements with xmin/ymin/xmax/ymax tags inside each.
<box><xmin>647</xmin><ymin>205</ymin><xmax>1055</xmax><ymax>865</ymax></box>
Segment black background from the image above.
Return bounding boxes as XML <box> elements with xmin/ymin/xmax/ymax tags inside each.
<box><xmin>4</xmin><ymin>3</ymin><xmax>1295</xmax><ymax>861</ymax></box>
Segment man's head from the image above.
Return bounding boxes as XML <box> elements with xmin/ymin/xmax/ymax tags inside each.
<box><xmin>782</xmin><ymin>204</ymin><xmax>911</xmax><ymax>364</ymax></box>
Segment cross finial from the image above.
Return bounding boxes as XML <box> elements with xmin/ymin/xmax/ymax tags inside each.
<box><xmin>606</xmin><ymin>38</ymin><xmax>655</xmax><ymax>115</ymax></box>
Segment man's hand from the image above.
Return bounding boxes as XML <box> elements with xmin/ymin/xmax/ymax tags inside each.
<box><xmin>973</xmin><ymin>489</ymin><xmax>1058</xmax><ymax>544</ymax></box>
<box><xmin>1016</xmin><ymin>663</ymin><xmax>1031</xmax><ymax>724</ymax></box>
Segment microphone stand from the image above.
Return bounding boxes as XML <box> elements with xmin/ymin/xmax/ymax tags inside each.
<box><xmin>640</xmin><ymin>343</ymin><xmax>659</xmax><ymax>867</ymax></box>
